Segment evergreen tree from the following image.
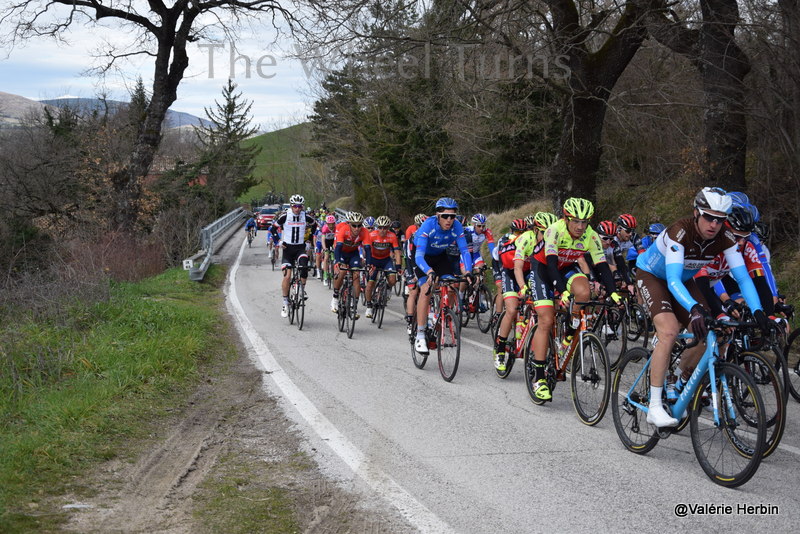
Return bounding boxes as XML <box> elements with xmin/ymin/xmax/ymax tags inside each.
<box><xmin>195</xmin><ymin>79</ymin><xmax>262</xmax><ymax>216</ymax></box>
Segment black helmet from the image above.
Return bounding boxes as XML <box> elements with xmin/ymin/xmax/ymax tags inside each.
<box><xmin>727</xmin><ymin>205</ymin><xmax>755</xmax><ymax>234</ymax></box>
<box><xmin>390</xmin><ymin>220</ymin><xmax>401</xmax><ymax>229</ymax></box>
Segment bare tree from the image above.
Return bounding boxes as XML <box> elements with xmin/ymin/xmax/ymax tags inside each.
<box><xmin>1</xmin><ymin>0</ymin><xmax>296</xmax><ymax>230</ymax></box>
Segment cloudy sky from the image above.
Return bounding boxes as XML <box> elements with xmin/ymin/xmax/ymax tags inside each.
<box><xmin>1</xmin><ymin>6</ymin><xmax>328</xmax><ymax>132</ymax></box>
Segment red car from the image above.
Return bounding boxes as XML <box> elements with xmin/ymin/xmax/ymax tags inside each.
<box><xmin>256</xmin><ymin>206</ymin><xmax>279</xmax><ymax>229</ymax></box>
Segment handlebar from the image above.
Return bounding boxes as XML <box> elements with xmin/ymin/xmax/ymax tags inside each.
<box><xmin>677</xmin><ymin>318</ymin><xmax>758</xmax><ymax>349</ymax></box>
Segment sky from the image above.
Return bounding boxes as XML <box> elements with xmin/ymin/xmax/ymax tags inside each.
<box><xmin>0</xmin><ymin>6</ymin><xmax>331</xmax><ymax>132</ymax></box>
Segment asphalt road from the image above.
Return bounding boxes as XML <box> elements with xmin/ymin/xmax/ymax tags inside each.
<box><xmin>226</xmin><ymin>235</ymin><xmax>800</xmax><ymax>533</ymax></box>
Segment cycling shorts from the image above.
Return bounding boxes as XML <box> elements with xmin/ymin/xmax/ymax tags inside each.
<box><xmin>281</xmin><ymin>244</ymin><xmax>308</xmax><ymax>270</ymax></box>
<box><xmin>501</xmin><ymin>268</ymin><xmax>530</xmax><ymax>299</ymax></box>
<box><xmin>338</xmin><ymin>249</ymin><xmax>363</xmax><ymax>269</ymax></box>
<box><xmin>368</xmin><ymin>257</ymin><xmax>396</xmax><ymax>281</ymax></box>
<box><xmin>636</xmin><ymin>270</ymin><xmax>708</xmax><ymax>326</ymax></box>
<box><xmin>527</xmin><ymin>262</ymin><xmax>586</xmax><ymax>309</ymax></box>
<box><xmin>414</xmin><ymin>253</ymin><xmax>456</xmax><ymax>286</ymax></box>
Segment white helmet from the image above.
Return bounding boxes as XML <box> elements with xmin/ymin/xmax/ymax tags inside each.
<box><xmin>289</xmin><ymin>194</ymin><xmax>304</xmax><ymax>205</ymax></box>
<box><xmin>694</xmin><ymin>187</ymin><xmax>732</xmax><ymax>214</ymax></box>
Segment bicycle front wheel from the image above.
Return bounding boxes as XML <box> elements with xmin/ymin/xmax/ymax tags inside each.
<box><xmin>690</xmin><ymin>362</ymin><xmax>765</xmax><ymax>488</ymax></box>
<box><xmin>338</xmin><ymin>287</ymin><xmax>348</xmax><ymax>333</ymax></box>
<box><xmin>409</xmin><ymin>316</ymin><xmax>428</xmax><ymax>369</ymax></box>
<box><xmin>295</xmin><ymin>283</ymin><xmax>305</xmax><ymax>331</ymax></box>
<box><xmin>437</xmin><ymin>308</ymin><xmax>461</xmax><ymax>382</ymax></box>
<box><xmin>475</xmin><ymin>285</ymin><xmax>493</xmax><ymax>334</ymax></box>
<box><xmin>611</xmin><ymin>347</ymin><xmax>659</xmax><ymax>454</ymax></box>
<box><xmin>599</xmin><ymin>307</ymin><xmax>627</xmax><ymax>371</ymax></box>
<box><xmin>571</xmin><ymin>332</ymin><xmax>611</xmax><ymax>426</ymax></box>
<box><xmin>347</xmin><ymin>293</ymin><xmax>358</xmax><ymax>339</ymax></box>
<box><xmin>625</xmin><ymin>303</ymin><xmax>649</xmax><ymax>347</ymax></box>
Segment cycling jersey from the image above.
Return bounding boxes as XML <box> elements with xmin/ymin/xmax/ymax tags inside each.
<box><xmin>533</xmin><ymin>219</ymin><xmax>605</xmax><ymax>269</ymax></box>
<box><xmin>695</xmin><ymin>241</ymin><xmax>763</xmax><ymax>283</ymax></box>
<box><xmin>366</xmin><ymin>230</ymin><xmax>400</xmax><ymax>261</ymax></box>
<box><xmin>414</xmin><ymin>217</ymin><xmax>472</xmax><ymax>274</ymax></box>
<box><xmin>334</xmin><ymin>221</ymin><xmax>370</xmax><ymax>263</ymax></box>
<box><xmin>245</xmin><ymin>218</ymin><xmax>257</xmax><ymax>230</ymax></box>
<box><xmin>274</xmin><ymin>211</ymin><xmax>317</xmax><ymax>246</ymax></box>
<box><xmin>636</xmin><ymin>217</ymin><xmax>762</xmax><ymax>313</ymax></box>
<box><xmin>748</xmin><ymin>234</ymin><xmax>778</xmax><ymax>296</ymax></box>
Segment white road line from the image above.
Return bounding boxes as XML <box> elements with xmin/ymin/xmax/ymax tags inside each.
<box><xmin>226</xmin><ymin>238</ymin><xmax>454</xmax><ymax>534</ymax></box>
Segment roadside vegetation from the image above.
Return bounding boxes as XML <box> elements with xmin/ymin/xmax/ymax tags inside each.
<box><xmin>0</xmin><ymin>267</ymin><xmax>229</xmax><ymax>532</ymax></box>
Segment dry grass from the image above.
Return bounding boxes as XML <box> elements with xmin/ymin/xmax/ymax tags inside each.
<box><xmin>486</xmin><ymin>199</ymin><xmax>553</xmax><ymax>236</ymax></box>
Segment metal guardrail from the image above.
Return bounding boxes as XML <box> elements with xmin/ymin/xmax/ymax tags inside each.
<box><xmin>184</xmin><ymin>207</ymin><xmax>245</xmax><ymax>281</ymax></box>
<box><xmin>334</xmin><ymin>207</ymin><xmax>348</xmax><ymax>219</ymax></box>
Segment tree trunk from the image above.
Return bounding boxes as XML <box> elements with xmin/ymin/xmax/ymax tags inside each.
<box><xmin>698</xmin><ymin>0</ymin><xmax>750</xmax><ymax>188</ymax></box>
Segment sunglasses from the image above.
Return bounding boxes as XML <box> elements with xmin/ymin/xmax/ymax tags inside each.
<box><xmin>439</xmin><ymin>213</ymin><xmax>457</xmax><ymax>220</ymax></box>
<box><xmin>601</xmin><ymin>236</ymin><xmax>613</xmax><ymax>242</ymax></box>
<box><xmin>377</xmin><ymin>225</ymin><xmax>389</xmax><ymax>230</ymax></box>
<box><xmin>474</xmin><ymin>224</ymin><xmax>485</xmax><ymax>228</ymax></box>
<box><xmin>291</xmin><ymin>204</ymin><xmax>303</xmax><ymax>209</ymax></box>
<box><xmin>733</xmin><ymin>232</ymin><xmax>751</xmax><ymax>240</ymax></box>
<box><xmin>569</xmin><ymin>218</ymin><xmax>590</xmax><ymax>225</ymax></box>
<box><xmin>698</xmin><ymin>209</ymin><xmax>727</xmax><ymax>224</ymax></box>
<box><xmin>350</xmin><ymin>223</ymin><xmax>362</xmax><ymax>227</ymax></box>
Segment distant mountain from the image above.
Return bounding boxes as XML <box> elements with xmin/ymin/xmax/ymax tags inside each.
<box><xmin>0</xmin><ymin>91</ymin><xmax>51</xmax><ymax>126</ymax></box>
<box><xmin>39</xmin><ymin>97</ymin><xmax>210</xmax><ymax>128</ymax></box>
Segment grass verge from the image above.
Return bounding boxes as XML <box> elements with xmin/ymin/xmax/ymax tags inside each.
<box><xmin>0</xmin><ymin>266</ymin><xmax>229</xmax><ymax>532</ymax></box>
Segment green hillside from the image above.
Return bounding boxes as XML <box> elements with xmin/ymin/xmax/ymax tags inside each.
<box><xmin>239</xmin><ymin>123</ymin><xmax>329</xmax><ymax>208</ymax></box>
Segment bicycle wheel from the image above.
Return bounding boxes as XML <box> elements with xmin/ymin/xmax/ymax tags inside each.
<box><xmin>782</xmin><ymin>328</ymin><xmax>800</xmax><ymax>402</ymax></box>
<box><xmin>611</xmin><ymin>347</ymin><xmax>660</xmax><ymax>454</ymax></box>
<box><xmin>759</xmin><ymin>344</ymin><xmax>791</xmax><ymax>405</ymax></box>
<box><xmin>735</xmin><ymin>352</ymin><xmax>785</xmax><ymax>458</ymax></box>
<box><xmin>570</xmin><ymin>332</ymin><xmax>611</xmax><ymax>426</ymax></box>
<box><xmin>475</xmin><ymin>285</ymin><xmax>493</xmax><ymax>334</ymax></box>
<box><xmin>437</xmin><ymin>308</ymin><xmax>461</xmax><ymax>382</ymax></box>
<box><xmin>599</xmin><ymin>307</ymin><xmax>627</xmax><ymax>371</ymax></box>
<box><xmin>625</xmin><ymin>303</ymin><xmax>648</xmax><ymax>345</ymax></box>
<box><xmin>409</xmin><ymin>315</ymin><xmax>428</xmax><ymax>369</ymax></box>
<box><xmin>459</xmin><ymin>286</ymin><xmax>472</xmax><ymax>328</ymax></box>
<box><xmin>524</xmin><ymin>325</ymin><xmax>554</xmax><ymax>405</ymax></box>
<box><xmin>338</xmin><ymin>286</ymin><xmax>349</xmax><ymax>333</ymax></box>
<box><xmin>347</xmin><ymin>292</ymin><xmax>357</xmax><ymax>339</ymax></box>
<box><xmin>271</xmin><ymin>252</ymin><xmax>277</xmax><ymax>271</ymax></box>
<box><xmin>296</xmin><ymin>282</ymin><xmax>305</xmax><ymax>331</ymax></box>
<box><xmin>690</xmin><ymin>362</ymin><xmax>765</xmax><ymax>488</ymax></box>
<box><xmin>288</xmin><ymin>280</ymin><xmax>297</xmax><ymax>325</ymax></box>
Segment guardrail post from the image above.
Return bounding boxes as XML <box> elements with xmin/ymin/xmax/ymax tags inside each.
<box><xmin>186</xmin><ymin>207</ymin><xmax>245</xmax><ymax>281</ymax></box>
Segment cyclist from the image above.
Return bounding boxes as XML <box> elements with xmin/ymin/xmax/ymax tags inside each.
<box><xmin>527</xmin><ymin>198</ymin><xmax>621</xmax><ymax>401</ymax></box>
<box><xmin>615</xmin><ymin>213</ymin><xmax>642</xmax><ymax>270</ymax></box>
<box><xmin>639</xmin><ymin>223</ymin><xmax>665</xmax><ymax>252</ymax></box>
<box><xmin>363</xmin><ymin>216</ymin><xmax>376</xmax><ymax>232</ymax></box>
<box><xmin>364</xmin><ymin>215</ymin><xmax>402</xmax><ymax>318</ymax></box>
<box><xmin>331</xmin><ymin>211</ymin><xmax>370</xmax><ymax>318</ymax></box>
<box><xmin>320</xmin><ymin>214</ymin><xmax>337</xmax><ymax>284</ymax></box>
<box><xmin>492</xmin><ymin>218</ymin><xmax>533</xmax><ymax>372</ymax></box>
<box><xmin>588</xmin><ymin>220</ymin><xmax>634</xmax><ymax>294</ymax></box>
<box><xmin>404</xmin><ymin>214</ymin><xmax>428</xmax><ymax>333</ymax></box>
<box><xmin>267</xmin><ymin>220</ymin><xmax>281</xmax><ymax>258</ymax></box>
<box><xmin>413</xmin><ymin>198</ymin><xmax>473</xmax><ymax>354</ymax></box>
<box><xmin>244</xmin><ymin>214</ymin><xmax>257</xmax><ymax>239</ymax></box>
<box><xmin>635</xmin><ymin>187</ymin><xmax>770</xmax><ymax>426</ymax></box>
<box><xmin>274</xmin><ymin>195</ymin><xmax>318</xmax><ymax>318</ymax></box>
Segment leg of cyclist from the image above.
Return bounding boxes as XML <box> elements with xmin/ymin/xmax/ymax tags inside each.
<box><xmin>494</xmin><ymin>268</ymin><xmax>520</xmax><ymax>372</ymax></box>
<box><xmin>331</xmin><ymin>261</ymin><xmax>345</xmax><ymax>313</ymax></box>
<box><xmin>528</xmin><ymin>263</ymin><xmax>557</xmax><ymax>401</ymax></box>
<box><xmin>298</xmin><ymin>252</ymin><xmax>310</xmax><ymax>299</ymax></box>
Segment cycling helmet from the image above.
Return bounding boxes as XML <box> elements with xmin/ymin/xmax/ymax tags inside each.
<box><xmin>616</xmin><ymin>213</ymin><xmax>637</xmax><ymax>231</ymax></box>
<box><xmin>562</xmin><ymin>197</ymin><xmax>594</xmax><ymax>219</ymax></box>
<box><xmin>325</xmin><ymin>214</ymin><xmax>336</xmax><ymax>224</ymax></box>
<box><xmin>363</xmin><ymin>216</ymin><xmax>375</xmax><ymax>228</ymax></box>
<box><xmin>754</xmin><ymin>220</ymin><xmax>769</xmax><ymax>241</ymax></box>
<box><xmin>727</xmin><ymin>205</ymin><xmax>755</xmax><ymax>234</ymax></box>
<box><xmin>289</xmin><ymin>194</ymin><xmax>304</xmax><ymax>205</ymax></box>
<box><xmin>455</xmin><ymin>214</ymin><xmax>465</xmax><ymax>224</ymax></box>
<box><xmin>648</xmin><ymin>222</ymin><xmax>666</xmax><ymax>235</ymax></box>
<box><xmin>597</xmin><ymin>220</ymin><xmax>617</xmax><ymax>237</ymax></box>
<box><xmin>375</xmin><ymin>215</ymin><xmax>391</xmax><ymax>227</ymax></box>
<box><xmin>391</xmin><ymin>220</ymin><xmax>401</xmax><ymax>229</ymax></box>
<box><xmin>414</xmin><ymin>213</ymin><xmax>428</xmax><ymax>226</ymax></box>
<box><xmin>346</xmin><ymin>211</ymin><xmax>364</xmax><ymax>224</ymax></box>
<box><xmin>511</xmin><ymin>218</ymin><xmax>526</xmax><ymax>232</ymax></box>
<box><xmin>471</xmin><ymin>213</ymin><xmax>487</xmax><ymax>225</ymax></box>
<box><xmin>744</xmin><ymin>202</ymin><xmax>760</xmax><ymax>222</ymax></box>
<box><xmin>533</xmin><ymin>211</ymin><xmax>558</xmax><ymax>231</ymax></box>
<box><xmin>435</xmin><ymin>197</ymin><xmax>459</xmax><ymax>211</ymax></box>
<box><xmin>694</xmin><ymin>187</ymin><xmax>732</xmax><ymax>214</ymax></box>
<box><xmin>728</xmin><ymin>191</ymin><xmax>750</xmax><ymax>207</ymax></box>
<box><xmin>524</xmin><ymin>215</ymin><xmax>535</xmax><ymax>229</ymax></box>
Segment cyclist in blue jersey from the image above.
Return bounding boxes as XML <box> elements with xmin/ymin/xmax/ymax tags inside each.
<box><xmin>635</xmin><ymin>187</ymin><xmax>771</xmax><ymax>427</ymax></box>
<box><xmin>413</xmin><ymin>197</ymin><xmax>473</xmax><ymax>354</ymax></box>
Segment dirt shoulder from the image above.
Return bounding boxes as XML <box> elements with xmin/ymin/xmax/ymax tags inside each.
<box><xmin>58</xmin><ymin>318</ymin><xmax>412</xmax><ymax>533</ymax></box>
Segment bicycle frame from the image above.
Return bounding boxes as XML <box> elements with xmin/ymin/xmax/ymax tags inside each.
<box><xmin>624</xmin><ymin>331</ymin><xmax>731</xmax><ymax>426</ymax></box>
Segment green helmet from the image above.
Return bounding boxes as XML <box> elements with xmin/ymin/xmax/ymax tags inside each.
<box><xmin>562</xmin><ymin>198</ymin><xmax>595</xmax><ymax>220</ymax></box>
<box><xmin>533</xmin><ymin>211</ymin><xmax>558</xmax><ymax>231</ymax></box>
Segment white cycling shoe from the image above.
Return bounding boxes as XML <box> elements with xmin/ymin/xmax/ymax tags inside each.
<box><xmin>280</xmin><ymin>304</ymin><xmax>288</xmax><ymax>318</ymax></box>
<box><xmin>647</xmin><ymin>404</ymin><xmax>679</xmax><ymax>427</ymax></box>
<box><xmin>414</xmin><ymin>337</ymin><xmax>429</xmax><ymax>354</ymax></box>
<box><xmin>330</xmin><ymin>297</ymin><xmax>338</xmax><ymax>313</ymax></box>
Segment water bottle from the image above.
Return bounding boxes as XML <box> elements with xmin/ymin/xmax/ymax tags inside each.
<box><xmin>515</xmin><ymin>318</ymin><xmax>526</xmax><ymax>340</ymax></box>
<box><xmin>665</xmin><ymin>373</ymin><xmax>678</xmax><ymax>402</ymax></box>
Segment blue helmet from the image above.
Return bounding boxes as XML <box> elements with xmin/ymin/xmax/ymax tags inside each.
<box><xmin>435</xmin><ymin>197</ymin><xmax>458</xmax><ymax>210</ymax></box>
<box><xmin>363</xmin><ymin>216</ymin><xmax>375</xmax><ymax>228</ymax></box>
<box><xmin>744</xmin><ymin>202</ymin><xmax>760</xmax><ymax>223</ymax></box>
<box><xmin>728</xmin><ymin>191</ymin><xmax>750</xmax><ymax>207</ymax></box>
<box><xmin>648</xmin><ymin>223</ymin><xmax>666</xmax><ymax>235</ymax></box>
<box><xmin>471</xmin><ymin>213</ymin><xmax>487</xmax><ymax>225</ymax></box>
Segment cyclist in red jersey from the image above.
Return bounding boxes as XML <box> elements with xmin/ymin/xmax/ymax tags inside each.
<box><xmin>364</xmin><ymin>215</ymin><xmax>402</xmax><ymax>318</ymax></box>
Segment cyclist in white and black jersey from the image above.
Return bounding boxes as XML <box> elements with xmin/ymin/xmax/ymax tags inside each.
<box><xmin>274</xmin><ymin>195</ymin><xmax>318</xmax><ymax>318</ymax></box>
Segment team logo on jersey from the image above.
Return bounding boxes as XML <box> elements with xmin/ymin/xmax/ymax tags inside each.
<box><xmin>576</xmin><ymin>242</ymin><xmax>584</xmax><ymax>250</ymax></box>
<box><xmin>675</xmin><ymin>228</ymin><xmax>686</xmax><ymax>241</ymax></box>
